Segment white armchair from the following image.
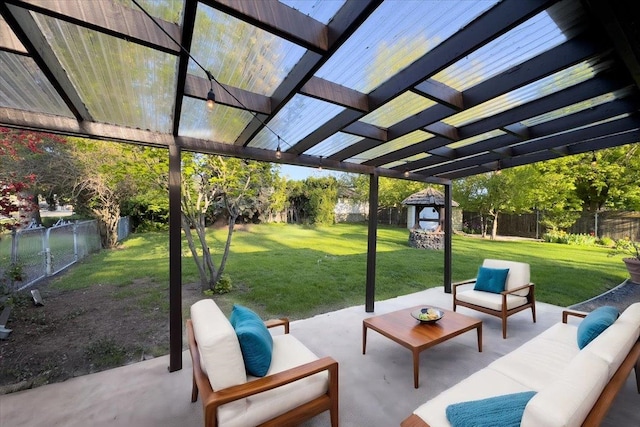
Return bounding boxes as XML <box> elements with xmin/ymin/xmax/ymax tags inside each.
<box><xmin>187</xmin><ymin>299</ymin><xmax>338</xmax><ymax>427</ymax></box>
<box><xmin>452</xmin><ymin>259</ymin><xmax>536</xmax><ymax>338</ymax></box>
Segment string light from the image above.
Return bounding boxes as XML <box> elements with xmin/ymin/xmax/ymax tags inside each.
<box><xmin>318</xmin><ymin>156</ymin><xmax>323</xmax><ymax>171</ymax></box>
<box><xmin>131</xmin><ymin>0</ymin><xmax>292</xmax><ymax>158</ymax></box>
<box><xmin>404</xmin><ymin>169</ymin><xmax>410</xmax><ymax>178</ymax></box>
<box><xmin>495</xmin><ymin>159</ymin><xmax>502</xmax><ymax>175</ymax></box>
<box><xmin>591</xmin><ymin>151</ymin><xmax>597</xmax><ymax>167</ymax></box>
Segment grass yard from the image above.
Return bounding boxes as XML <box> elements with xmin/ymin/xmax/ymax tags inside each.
<box><xmin>47</xmin><ymin>223</ymin><xmax>629</xmax><ymax>320</ymax></box>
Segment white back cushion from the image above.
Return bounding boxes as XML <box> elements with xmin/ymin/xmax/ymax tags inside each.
<box><xmin>521</xmin><ymin>350</ymin><xmax>609</xmax><ymax>427</ymax></box>
<box><xmin>190</xmin><ymin>299</ymin><xmax>246</xmax><ymax>391</ymax></box>
<box><xmin>483</xmin><ymin>259</ymin><xmax>530</xmax><ymax>296</ymax></box>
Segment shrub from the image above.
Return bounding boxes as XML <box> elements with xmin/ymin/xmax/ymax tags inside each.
<box><xmin>543</xmin><ymin>230</ymin><xmax>568</xmax><ymax>244</ymax></box>
<box><xmin>566</xmin><ymin>233</ymin><xmax>596</xmax><ymax>246</ymax></box>
<box><xmin>596</xmin><ymin>236</ymin><xmax>615</xmax><ymax>247</ymax></box>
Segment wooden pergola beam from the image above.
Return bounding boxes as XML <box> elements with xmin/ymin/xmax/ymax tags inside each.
<box><xmin>184</xmin><ymin>74</ymin><xmax>272</xmax><ymax>115</ymax></box>
<box><xmin>0</xmin><ymin>15</ymin><xmax>26</xmax><ymax>54</ymax></box>
<box><xmin>300</xmin><ymin>77</ymin><xmax>370</xmax><ymax>112</ymax></box>
<box><xmin>206</xmin><ymin>0</ymin><xmax>329</xmax><ymax>53</ymax></box>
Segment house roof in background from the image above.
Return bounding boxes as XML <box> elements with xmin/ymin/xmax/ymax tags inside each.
<box><xmin>1</xmin><ymin>0</ymin><xmax>639</xmax><ymax>184</ymax></box>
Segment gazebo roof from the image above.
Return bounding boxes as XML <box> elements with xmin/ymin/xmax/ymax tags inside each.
<box><xmin>402</xmin><ymin>188</ymin><xmax>459</xmax><ymax>207</ymax></box>
<box><xmin>1</xmin><ymin>0</ymin><xmax>639</xmax><ymax>183</ymax></box>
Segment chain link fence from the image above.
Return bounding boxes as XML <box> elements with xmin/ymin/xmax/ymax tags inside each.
<box><xmin>1</xmin><ymin>220</ymin><xmax>102</xmax><ymax>292</ymax></box>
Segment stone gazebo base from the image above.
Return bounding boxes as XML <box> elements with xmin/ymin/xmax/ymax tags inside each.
<box><xmin>409</xmin><ymin>230</ymin><xmax>444</xmax><ymax>250</ymax></box>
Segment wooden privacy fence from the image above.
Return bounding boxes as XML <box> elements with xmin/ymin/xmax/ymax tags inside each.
<box><xmin>474</xmin><ymin>211</ymin><xmax>640</xmax><ymax>240</ymax></box>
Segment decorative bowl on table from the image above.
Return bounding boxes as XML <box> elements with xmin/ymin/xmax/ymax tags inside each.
<box><xmin>411</xmin><ymin>307</ymin><xmax>444</xmax><ymax>323</ymax></box>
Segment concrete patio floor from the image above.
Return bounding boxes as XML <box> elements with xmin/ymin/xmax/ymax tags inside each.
<box><xmin>1</xmin><ymin>287</ymin><xmax>638</xmax><ymax>426</ymax></box>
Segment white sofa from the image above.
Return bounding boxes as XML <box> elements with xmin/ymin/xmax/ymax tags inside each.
<box><xmin>187</xmin><ymin>299</ymin><xmax>338</xmax><ymax>427</ymax></box>
<box><xmin>402</xmin><ymin>302</ymin><xmax>640</xmax><ymax>427</ymax></box>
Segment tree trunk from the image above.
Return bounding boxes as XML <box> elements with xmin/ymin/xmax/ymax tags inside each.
<box><xmin>491</xmin><ymin>212</ymin><xmax>499</xmax><ymax>240</ymax></box>
<box><xmin>215</xmin><ymin>212</ymin><xmax>238</xmax><ymax>285</ymax></box>
<box><xmin>181</xmin><ymin>214</ymin><xmax>208</xmax><ymax>291</ymax></box>
<box><xmin>94</xmin><ymin>204</ymin><xmax>120</xmax><ymax>248</ymax></box>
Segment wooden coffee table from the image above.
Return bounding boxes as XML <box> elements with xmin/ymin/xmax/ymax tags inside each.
<box><xmin>362</xmin><ymin>306</ymin><xmax>482</xmax><ymax>388</ymax></box>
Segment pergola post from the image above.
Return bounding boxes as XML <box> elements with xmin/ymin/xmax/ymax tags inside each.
<box><xmin>444</xmin><ymin>183</ymin><xmax>452</xmax><ymax>293</ymax></box>
<box><xmin>365</xmin><ymin>173</ymin><xmax>379</xmax><ymax>312</ymax></box>
<box><xmin>168</xmin><ymin>142</ymin><xmax>182</xmax><ymax>372</ymax></box>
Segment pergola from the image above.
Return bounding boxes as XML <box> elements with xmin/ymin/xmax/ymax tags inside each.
<box><xmin>1</xmin><ymin>0</ymin><xmax>639</xmax><ymax>371</ymax></box>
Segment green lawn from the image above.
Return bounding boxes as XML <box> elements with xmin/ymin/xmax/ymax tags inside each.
<box><xmin>47</xmin><ymin>223</ymin><xmax>629</xmax><ymax>320</ymax></box>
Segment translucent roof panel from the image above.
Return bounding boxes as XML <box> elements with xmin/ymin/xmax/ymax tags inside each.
<box><xmin>189</xmin><ymin>2</ymin><xmax>307</xmax><ymax>96</ymax></box>
<box><xmin>132</xmin><ymin>0</ymin><xmax>184</xmax><ymax>24</ymax></box>
<box><xmin>0</xmin><ymin>51</ymin><xmax>73</xmax><ymax>117</ymax></box>
<box><xmin>280</xmin><ymin>0</ymin><xmax>345</xmax><ymax>25</ymax></box>
<box><xmin>447</xmin><ymin>130</ymin><xmax>505</xmax><ymax>149</ymax></box>
<box><xmin>315</xmin><ymin>0</ymin><xmax>499</xmax><ymax>93</ymax></box>
<box><xmin>349</xmin><ymin>130</ymin><xmax>431</xmax><ymax>164</ymax></box>
<box><xmin>382</xmin><ymin>153</ymin><xmax>430</xmax><ymax>170</ymax></box>
<box><xmin>521</xmin><ymin>87</ymin><xmax>635</xmax><ymax>127</ymax></box>
<box><xmin>443</xmin><ymin>56</ymin><xmax>613</xmax><ymax>128</ymax></box>
<box><xmin>305</xmin><ymin>132</ymin><xmax>363</xmax><ymax>157</ymax></box>
<box><xmin>32</xmin><ymin>12</ymin><xmax>177</xmax><ymax>133</ymax></box>
<box><xmin>179</xmin><ymin>97</ymin><xmax>255</xmax><ymax>143</ymax></box>
<box><xmin>432</xmin><ymin>0</ymin><xmax>587</xmax><ymax>91</ymax></box>
<box><xmin>360</xmin><ymin>92</ymin><xmax>435</xmax><ymax>128</ymax></box>
<box><xmin>250</xmin><ymin>95</ymin><xmax>345</xmax><ymax>151</ymax></box>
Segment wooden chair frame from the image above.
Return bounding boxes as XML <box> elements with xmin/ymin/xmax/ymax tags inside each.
<box><xmin>400</xmin><ymin>309</ymin><xmax>640</xmax><ymax>427</ymax></box>
<box><xmin>452</xmin><ymin>279</ymin><xmax>536</xmax><ymax>339</ymax></box>
<box><xmin>186</xmin><ymin>318</ymin><xmax>339</xmax><ymax>427</ymax></box>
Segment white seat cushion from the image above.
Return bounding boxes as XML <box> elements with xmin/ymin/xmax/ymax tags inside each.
<box><xmin>413</xmin><ymin>367</ymin><xmax>532</xmax><ymax>427</ymax></box>
<box><xmin>456</xmin><ymin>289</ymin><xmax>528</xmax><ymax>311</ymax></box>
<box><xmin>221</xmin><ymin>334</ymin><xmax>328</xmax><ymax>427</ymax></box>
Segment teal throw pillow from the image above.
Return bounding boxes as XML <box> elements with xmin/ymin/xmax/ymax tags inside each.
<box><xmin>577</xmin><ymin>305</ymin><xmax>619</xmax><ymax>349</ymax></box>
<box><xmin>473</xmin><ymin>266</ymin><xmax>510</xmax><ymax>294</ymax></box>
<box><xmin>446</xmin><ymin>391</ymin><xmax>536</xmax><ymax>427</ymax></box>
<box><xmin>230</xmin><ymin>304</ymin><xmax>273</xmax><ymax>377</ymax></box>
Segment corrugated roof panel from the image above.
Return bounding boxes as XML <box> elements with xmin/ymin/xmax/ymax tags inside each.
<box><xmin>432</xmin><ymin>0</ymin><xmax>587</xmax><ymax>91</ymax></box>
<box><xmin>190</xmin><ymin>2</ymin><xmax>306</xmax><ymax>97</ymax></box>
<box><xmin>133</xmin><ymin>0</ymin><xmax>184</xmax><ymax>24</ymax></box>
<box><xmin>315</xmin><ymin>0</ymin><xmax>499</xmax><ymax>93</ymax></box>
<box><xmin>447</xmin><ymin>130</ymin><xmax>505</xmax><ymax>149</ymax></box>
<box><xmin>360</xmin><ymin>92</ymin><xmax>435</xmax><ymax>128</ymax></box>
<box><xmin>0</xmin><ymin>51</ymin><xmax>73</xmax><ymax>117</ymax></box>
<box><xmin>349</xmin><ymin>130</ymin><xmax>431</xmax><ymax>163</ymax></box>
<box><xmin>521</xmin><ymin>87</ymin><xmax>634</xmax><ymax>127</ymax></box>
<box><xmin>280</xmin><ymin>0</ymin><xmax>345</xmax><ymax>25</ymax></box>
<box><xmin>382</xmin><ymin>153</ymin><xmax>430</xmax><ymax>170</ymax></box>
<box><xmin>179</xmin><ymin>97</ymin><xmax>255</xmax><ymax>143</ymax></box>
<box><xmin>32</xmin><ymin>12</ymin><xmax>177</xmax><ymax>132</ymax></box>
<box><xmin>444</xmin><ymin>57</ymin><xmax>612</xmax><ymax>128</ymax></box>
<box><xmin>304</xmin><ymin>132</ymin><xmax>363</xmax><ymax>157</ymax></box>
<box><xmin>249</xmin><ymin>94</ymin><xmax>345</xmax><ymax>150</ymax></box>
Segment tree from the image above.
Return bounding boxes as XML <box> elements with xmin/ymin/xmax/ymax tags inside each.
<box><xmin>49</xmin><ymin>139</ymin><xmax>163</xmax><ymax>249</ymax></box>
<box><xmin>454</xmin><ymin>167</ymin><xmax>539</xmax><ymax>239</ymax></box>
<box><xmin>181</xmin><ymin>154</ymin><xmax>277</xmax><ymax>292</ymax></box>
<box><xmin>286</xmin><ymin>177</ymin><xmax>340</xmax><ymax>225</ymax></box>
<box><xmin>0</xmin><ymin>128</ymin><xmax>66</xmax><ymax>229</ymax></box>
<box><xmin>341</xmin><ymin>173</ymin><xmax>425</xmax><ymax>208</ymax></box>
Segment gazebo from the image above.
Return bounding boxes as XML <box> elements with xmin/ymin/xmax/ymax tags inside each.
<box><xmin>2</xmin><ymin>0</ymin><xmax>640</xmax><ymax>372</ymax></box>
<box><xmin>402</xmin><ymin>188</ymin><xmax>459</xmax><ymax>250</ymax></box>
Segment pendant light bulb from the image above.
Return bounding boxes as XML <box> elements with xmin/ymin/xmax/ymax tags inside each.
<box><xmin>206</xmin><ymin>89</ymin><xmax>215</xmax><ymax>111</ymax></box>
<box><xmin>275</xmin><ymin>137</ymin><xmax>282</xmax><ymax>159</ymax></box>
